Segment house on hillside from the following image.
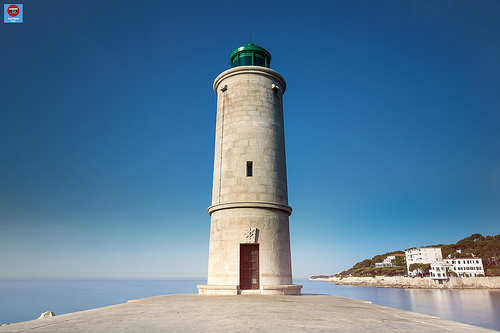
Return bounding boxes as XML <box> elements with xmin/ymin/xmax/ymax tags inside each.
<box><xmin>374</xmin><ymin>254</ymin><xmax>406</xmax><ymax>267</ymax></box>
<box><xmin>429</xmin><ymin>261</ymin><xmax>453</xmax><ymax>281</ymax></box>
<box><xmin>444</xmin><ymin>258</ymin><xmax>484</xmax><ymax>277</ymax></box>
<box><xmin>430</xmin><ymin>258</ymin><xmax>485</xmax><ymax>280</ymax></box>
<box><xmin>405</xmin><ymin>247</ymin><xmax>442</xmax><ymax>275</ymax></box>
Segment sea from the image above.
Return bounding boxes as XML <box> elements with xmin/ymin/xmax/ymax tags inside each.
<box><xmin>1</xmin><ymin>279</ymin><xmax>499</xmax><ymax>331</ymax></box>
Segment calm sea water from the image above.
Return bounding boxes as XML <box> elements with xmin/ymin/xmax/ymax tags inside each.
<box><xmin>302</xmin><ymin>279</ymin><xmax>500</xmax><ymax>331</ymax></box>
<box><xmin>1</xmin><ymin>279</ymin><xmax>499</xmax><ymax>330</ymax></box>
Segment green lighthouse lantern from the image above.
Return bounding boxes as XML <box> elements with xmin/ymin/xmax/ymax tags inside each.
<box><xmin>229</xmin><ymin>42</ymin><xmax>272</xmax><ymax>68</ymax></box>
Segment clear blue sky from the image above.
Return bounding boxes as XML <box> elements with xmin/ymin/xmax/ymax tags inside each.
<box><xmin>1</xmin><ymin>0</ymin><xmax>499</xmax><ymax>279</ymax></box>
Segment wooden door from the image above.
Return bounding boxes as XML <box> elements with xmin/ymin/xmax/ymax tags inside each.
<box><xmin>240</xmin><ymin>244</ymin><xmax>259</xmax><ymax>290</ymax></box>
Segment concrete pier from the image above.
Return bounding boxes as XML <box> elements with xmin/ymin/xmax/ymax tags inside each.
<box><xmin>0</xmin><ymin>294</ymin><xmax>494</xmax><ymax>332</ymax></box>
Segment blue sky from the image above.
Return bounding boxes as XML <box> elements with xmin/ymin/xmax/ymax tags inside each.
<box><xmin>1</xmin><ymin>0</ymin><xmax>499</xmax><ymax>279</ymax></box>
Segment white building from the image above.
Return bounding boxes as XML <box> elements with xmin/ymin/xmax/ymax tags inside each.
<box><xmin>375</xmin><ymin>256</ymin><xmax>394</xmax><ymax>267</ymax></box>
<box><xmin>405</xmin><ymin>247</ymin><xmax>442</xmax><ymax>275</ymax></box>
<box><xmin>430</xmin><ymin>258</ymin><xmax>485</xmax><ymax>279</ymax></box>
<box><xmin>444</xmin><ymin>258</ymin><xmax>485</xmax><ymax>277</ymax></box>
<box><xmin>429</xmin><ymin>261</ymin><xmax>453</xmax><ymax>280</ymax></box>
<box><xmin>375</xmin><ymin>254</ymin><xmax>405</xmax><ymax>267</ymax></box>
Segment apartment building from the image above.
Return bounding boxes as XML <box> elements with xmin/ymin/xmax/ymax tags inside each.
<box><xmin>405</xmin><ymin>247</ymin><xmax>442</xmax><ymax>275</ymax></box>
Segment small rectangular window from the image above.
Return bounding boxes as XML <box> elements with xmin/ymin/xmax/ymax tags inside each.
<box><xmin>246</xmin><ymin>161</ymin><xmax>253</xmax><ymax>177</ymax></box>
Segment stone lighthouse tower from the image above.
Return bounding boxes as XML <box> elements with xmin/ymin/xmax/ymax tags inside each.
<box><xmin>198</xmin><ymin>43</ymin><xmax>302</xmax><ymax>295</ymax></box>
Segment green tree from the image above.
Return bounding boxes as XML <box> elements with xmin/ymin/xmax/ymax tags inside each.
<box><xmin>394</xmin><ymin>255</ymin><xmax>406</xmax><ymax>267</ymax></box>
<box><xmin>409</xmin><ymin>263</ymin><xmax>431</xmax><ymax>277</ymax></box>
<box><xmin>324</xmin><ymin>233</ymin><xmax>500</xmax><ymax>279</ymax></box>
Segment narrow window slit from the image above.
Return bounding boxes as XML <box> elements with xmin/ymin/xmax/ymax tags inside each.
<box><xmin>246</xmin><ymin>161</ymin><xmax>253</xmax><ymax>177</ymax></box>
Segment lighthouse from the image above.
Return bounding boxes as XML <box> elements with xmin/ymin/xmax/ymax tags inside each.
<box><xmin>197</xmin><ymin>43</ymin><xmax>302</xmax><ymax>295</ymax></box>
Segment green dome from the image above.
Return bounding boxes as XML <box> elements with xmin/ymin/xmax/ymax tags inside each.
<box><xmin>229</xmin><ymin>42</ymin><xmax>271</xmax><ymax>68</ymax></box>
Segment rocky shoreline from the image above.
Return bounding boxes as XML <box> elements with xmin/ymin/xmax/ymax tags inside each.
<box><xmin>310</xmin><ymin>276</ymin><xmax>500</xmax><ymax>289</ymax></box>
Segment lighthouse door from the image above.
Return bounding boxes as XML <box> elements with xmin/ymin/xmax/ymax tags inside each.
<box><xmin>240</xmin><ymin>244</ymin><xmax>259</xmax><ymax>290</ymax></box>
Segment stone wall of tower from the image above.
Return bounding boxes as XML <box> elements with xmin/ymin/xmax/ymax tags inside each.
<box><xmin>207</xmin><ymin>207</ymin><xmax>292</xmax><ymax>286</ymax></box>
<box><xmin>210</xmin><ymin>66</ymin><xmax>289</xmax><ymax>207</ymax></box>
<box><xmin>199</xmin><ymin>65</ymin><xmax>301</xmax><ymax>295</ymax></box>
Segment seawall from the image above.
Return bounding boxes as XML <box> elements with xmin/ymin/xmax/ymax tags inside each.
<box><xmin>311</xmin><ymin>276</ymin><xmax>500</xmax><ymax>289</ymax></box>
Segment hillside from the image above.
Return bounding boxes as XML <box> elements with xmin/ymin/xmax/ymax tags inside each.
<box><xmin>314</xmin><ymin>233</ymin><xmax>500</xmax><ymax>278</ymax></box>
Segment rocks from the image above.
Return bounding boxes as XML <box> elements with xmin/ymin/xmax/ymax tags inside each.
<box><xmin>310</xmin><ymin>276</ymin><xmax>500</xmax><ymax>289</ymax></box>
<box><xmin>38</xmin><ymin>311</ymin><xmax>56</xmax><ymax>319</ymax></box>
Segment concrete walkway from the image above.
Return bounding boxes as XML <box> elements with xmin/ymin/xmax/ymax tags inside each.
<box><xmin>0</xmin><ymin>294</ymin><xmax>494</xmax><ymax>332</ymax></box>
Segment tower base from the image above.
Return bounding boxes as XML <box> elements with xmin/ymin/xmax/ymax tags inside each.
<box><xmin>197</xmin><ymin>284</ymin><xmax>239</xmax><ymax>295</ymax></box>
<box><xmin>261</xmin><ymin>284</ymin><xmax>302</xmax><ymax>295</ymax></box>
<box><xmin>197</xmin><ymin>284</ymin><xmax>302</xmax><ymax>295</ymax></box>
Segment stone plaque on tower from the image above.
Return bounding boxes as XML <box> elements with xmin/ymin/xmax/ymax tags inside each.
<box><xmin>197</xmin><ymin>43</ymin><xmax>302</xmax><ymax>295</ymax></box>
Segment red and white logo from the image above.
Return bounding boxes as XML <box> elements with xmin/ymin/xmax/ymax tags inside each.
<box><xmin>8</xmin><ymin>5</ymin><xmax>19</xmax><ymax>17</ymax></box>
